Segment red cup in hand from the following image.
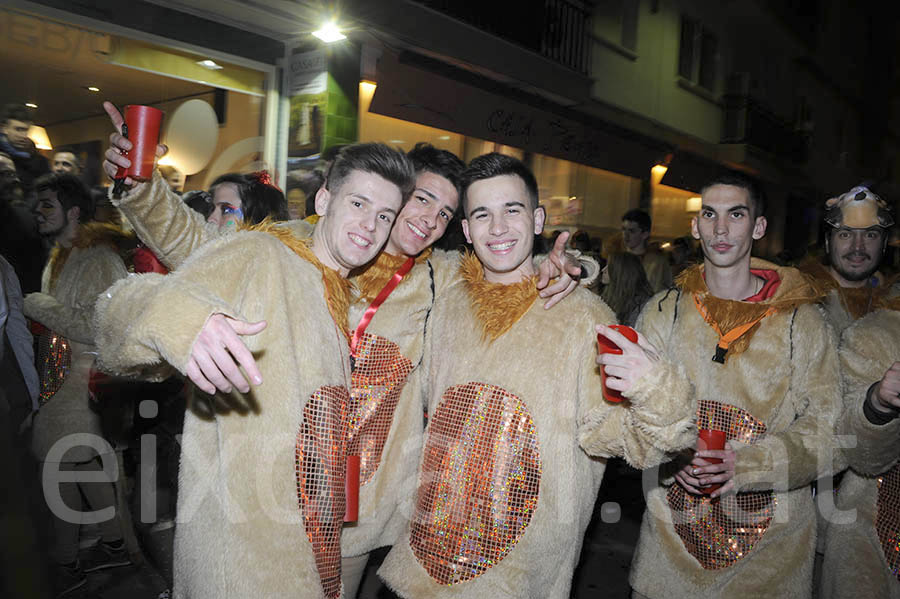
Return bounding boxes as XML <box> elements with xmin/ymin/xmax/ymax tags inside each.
<box><xmin>597</xmin><ymin>324</ymin><xmax>639</xmax><ymax>403</ymax></box>
<box><xmin>115</xmin><ymin>105</ymin><xmax>163</xmax><ymax>182</ymax></box>
<box><xmin>697</xmin><ymin>429</ymin><xmax>726</xmax><ymax>494</ymax></box>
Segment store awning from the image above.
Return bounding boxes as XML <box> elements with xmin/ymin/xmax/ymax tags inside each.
<box><xmin>369</xmin><ymin>53</ymin><xmax>666</xmax><ymax>179</ymax></box>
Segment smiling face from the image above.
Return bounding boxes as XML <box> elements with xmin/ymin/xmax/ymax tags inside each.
<box><xmin>207</xmin><ymin>183</ymin><xmax>243</xmax><ymax>229</ymax></box>
<box><xmin>828</xmin><ymin>226</ymin><xmax>885</xmax><ymax>285</ymax></box>
<box><xmin>52</xmin><ymin>152</ymin><xmax>79</xmax><ymax>175</ymax></box>
<box><xmin>383</xmin><ymin>170</ymin><xmax>458</xmax><ymax>257</ymax></box>
<box><xmin>313</xmin><ymin>169</ymin><xmax>404</xmax><ymax>275</ymax></box>
<box><xmin>462</xmin><ymin>174</ymin><xmax>544</xmax><ymax>284</ymax></box>
<box><xmin>691</xmin><ymin>184</ymin><xmax>766</xmax><ymax>271</ymax></box>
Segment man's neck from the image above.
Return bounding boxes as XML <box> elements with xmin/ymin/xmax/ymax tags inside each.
<box><xmin>628</xmin><ymin>245</ymin><xmax>647</xmax><ymax>256</ymax></box>
<box><xmin>54</xmin><ymin>221</ymin><xmax>78</xmax><ymax>248</ymax></box>
<box><xmin>483</xmin><ymin>262</ymin><xmax>536</xmax><ymax>285</ymax></box>
<box><xmin>828</xmin><ymin>266</ymin><xmax>869</xmax><ymax>289</ymax></box>
<box><xmin>382</xmin><ymin>238</ymin><xmax>411</xmax><ymax>258</ymax></box>
<box><xmin>311</xmin><ymin>224</ymin><xmax>349</xmax><ymax>278</ymax></box>
<box><xmin>704</xmin><ymin>258</ymin><xmax>761</xmax><ymax>300</ymax></box>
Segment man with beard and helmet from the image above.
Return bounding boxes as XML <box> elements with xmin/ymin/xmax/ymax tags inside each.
<box><xmin>806</xmin><ymin>185</ymin><xmax>899</xmax><ymax>332</ymax></box>
<box><xmin>816</xmin><ymin>190</ymin><xmax>900</xmax><ymax>598</ymax></box>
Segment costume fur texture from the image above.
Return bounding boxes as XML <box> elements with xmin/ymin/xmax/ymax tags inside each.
<box><xmin>378</xmin><ymin>262</ymin><xmax>694</xmax><ymax>599</ymax></box>
<box><xmin>820</xmin><ymin>309</ymin><xmax>900</xmax><ymax>599</ymax></box>
<box><xmin>629</xmin><ymin>259</ymin><xmax>842</xmax><ymax>599</ymax></box>
<box><xmin>94</xmin><ymin>230</ymin><xmax>351</xmax><ymax>598</ymax></box>
<box><xmin>25</xmin><ymin>225</ymin><xmax>129</xmax><ymax>462</ymax></box>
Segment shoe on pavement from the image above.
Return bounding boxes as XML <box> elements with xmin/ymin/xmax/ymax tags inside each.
<box><xmin>81</xmin><ymin>539</ymin><xmax>133</xmax><ymax>573</ymax></box>
<box><xmin>52</xmin><ymin>561</ymin><xmax>87</xmax><ymax>597</ymax></box>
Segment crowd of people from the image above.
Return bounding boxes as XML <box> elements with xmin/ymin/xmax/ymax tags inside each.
<box><xmin>1</xmin><ymin>97</ymin><xmax>898</xmax><ymax>599</ymax></box>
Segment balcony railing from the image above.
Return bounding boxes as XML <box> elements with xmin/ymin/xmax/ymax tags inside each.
<box><xmin>414</xmin><ymin>0</ymin><xmax>591</xmax><ymax>74</ymax></box>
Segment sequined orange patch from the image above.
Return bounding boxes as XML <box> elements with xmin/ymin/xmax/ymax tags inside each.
<box><xmin>35</xmin><ymin>330</ymin><xmax>71</xmax><ymax>406</ymax></box>
<box><xmin>876</xmin><ymin>464</ymin><xmax>900</xmax><ymax>582</ymax></box>
<box><xmin>410</xmin><ymin>382</ymin><xmax>541</xmax><ymax>585</ymax></box>
<box><xmin>667</xmin><ymin>400</ymin><xmax>775</xmax><ymax>570</ymax></box>
<box><xmin>295</xmin><ymin>385</ymin><xmax>350</xmax><ymax>599</ymax></box>
<box><xmin>348</xmin><ymin>333</ymin><xmax>414</xmax><ymax>485</ymax></box>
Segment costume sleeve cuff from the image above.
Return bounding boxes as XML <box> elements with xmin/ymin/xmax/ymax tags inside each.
<box><xmin>863</xmin><ymin>383</ymin><xmax>900</xmax><ymax>425</ymax></box>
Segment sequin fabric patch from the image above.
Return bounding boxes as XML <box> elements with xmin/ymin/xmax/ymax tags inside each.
<box><xmin>410</xmin><ymin>382</ymin><xmax>541</xmax><ymax>585</ymax></box>
<box><xmin>667</xmin><ymin>400</ymin><xmax>775</xmax><ymax>570</ymax></box>
<box><xmin>295</xmin><ymin>385</ymin><xmax>350</xmax><ymax>599</ymax></box>
<box><xmin>35</xmin><ymin>329</ymin><xmax>71</xmax><ymax>406</ymax></box>
<box><xmin>348</xmin><ymin>333</ymin><xmax>414</xmax><ymax>485</ymax></box>
<box><xmin>876</xmin><ymin>464</ymin><xmax>900</xmax><ymax>582</ymax></box>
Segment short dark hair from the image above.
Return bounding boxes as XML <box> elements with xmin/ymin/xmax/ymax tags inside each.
<box><xmin>325</xmin><ymin>142</ymin><xmax>416</xmax><ymax>204</ymax></box>
<box><xmin>461</xmin><ymin>152</ymin><xmax>539</xmax><ymax>214</ymax></box>
<box><xmin>35</xmin><ymin>173</ymin><xmax>94</xmax><ymax>223</ymax></box>
<box><xmin>701</xmin><ymin>172</ymin><xmax>767</xmax><ymax>218</ymax></box>
<box><xmin>407</xmin><ymin>142</ymin><xmax>465</xmax><ymax>216</ymax></box>
<box><xmin>622</xmin><ymin>209</ymin><xmax>651</xmax><ymax>232</ymax></box>
<box><xmin>210</xmin><ymin>173</ymin><xmax>290</xmax><ymax>224</ymax></box>
<box><xmin>2</xmin><ymin>104</ymin><xmax>32</xmax><ymax>125</ymax></box>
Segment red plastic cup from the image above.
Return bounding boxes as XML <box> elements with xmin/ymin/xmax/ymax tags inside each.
<box><xmin>697</xmin><ymin>429</ymin><xmax>727</xmax><ymax>494</ymax></box>
<box><xmin>344</xmin><ymin>455</ymin><xmax>360</xmax><ymax>522</ymax></box>
<box><xmin>597</xmin><ymin>324</ymin><xmax>639</xmax><ymax>403</ymax></box>
<box><xmin>115</xmin><ymin>105</ymin><xmax>163</xmax><ymax>182</ymax></box>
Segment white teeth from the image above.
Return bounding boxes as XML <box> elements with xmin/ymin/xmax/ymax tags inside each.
<box><xmin>348</xmin><ymin>233</ymin><xmax>371</xmax><ymax>247</ymax></box>
<box><xmin>407</xmin><ymin>222</ymin><xmax>426</xmax><ymax>239</ymax></box>
<box><xmin>489</xmin><ymin>241</ymin><xmax>515</xmax><ymax>250</ymax></box>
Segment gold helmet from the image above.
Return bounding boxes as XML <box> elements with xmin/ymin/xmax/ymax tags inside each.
<box><xmin>824</xmin><ymin>186</ymin><xmax>894</xmax><ymax>229</ymax></box>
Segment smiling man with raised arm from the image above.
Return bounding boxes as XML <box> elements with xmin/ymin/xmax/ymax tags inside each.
<box><xmin>377</xmin><ymin>153</ymin><xmax>695</xmax><ymax>599</ymax></box>
<box><xmin>94</xmin><ymin>143</ymin><xmax>414</xmax><ymax>599</ymax></box>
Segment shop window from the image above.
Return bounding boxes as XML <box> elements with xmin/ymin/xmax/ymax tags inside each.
<box><xmin>678</xmin><ymin>15</ymin><xmax>718</xmax><ymax>92</ymax></box>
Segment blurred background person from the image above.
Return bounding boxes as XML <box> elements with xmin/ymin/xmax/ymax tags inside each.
<box><xmin>0</xmin><ymin>104</ymin><xmax>49</xmax><ymax>198</ymax></box>
<box><xmin>205</xmin><ymin>171</ymin><xmax>289</xmax><ymax>228</ymax></box>
<box><xmin>621</xmin><ymin>208</ymin><xmax>673</xmax><ymax>293</ymax></box>
<box><xmin>600</xmin><ymin>251</ymin><xmax>654</xmax><ymax>326</ymax></box>
<box><xmin>0</xmin><ymin>152</ymin><xmax>46</xmax><ymax>294</ymax></box>
<box><xmin>158</xmin><ymin>165</ymin><xmax>184</xmax><ymax>195</ymax></box>
<box><xmin>51</xmin><ymin>150</ymin><xmax>81</xmax><ymax>177</ymax></box>
<box><xmin>670</xmin><ymin>235</ymin><xmax>696</xmax><ymax>277</ymax></box>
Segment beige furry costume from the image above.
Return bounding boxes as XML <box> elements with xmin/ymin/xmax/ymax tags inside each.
<box><xmin>820</xmin><ymin>309</ymin><xmax>900</xmax><ymax>599</ymax></box>
<box><xmin>94</xmin><ymin>227</ymin><xmax>354</xmax><ymax>599</ymax></box>
<box><xmin>379</xmin><ymin>254</ymin><xmax>696</xmax><ymax>599</ymax></box>
<box><xmin>24</xmin><ymin>224</ymin><xmax>129</xmax><ymax>462</ymax></box>
<box><xmin>629</xmin><ymin>259</ymin><xmax>841</xmax><ymax>599</ymax></box>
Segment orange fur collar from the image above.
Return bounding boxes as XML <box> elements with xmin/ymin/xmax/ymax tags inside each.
<box><xmin>676</xmin><ymin>259</ymin><xmax>823</xmax><ymax>359</ymax></box>
<box><xmin>353</xmin><ymin>248</ymin><xmax>432</xmax><ymax>303</ymax></box>
<box><xmin>460</xmin><ymin>252</ymin><xmax>538</xmax><ymax>342</ymax></box>
<box><xmin>799</xmin><ymin>259</ymin><xmax>900</xmax><ymax>318</ymax></box>
<box><xmin>246</xmin><ymin>220</ymin><xmax>351</xmax><ymax>336</ymax></box>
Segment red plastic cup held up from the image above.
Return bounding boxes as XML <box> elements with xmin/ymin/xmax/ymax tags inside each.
<box><xmin>344</xmin><ymin>455</ymin><xmax>360</xmax><ymax>522</ymax></box>
<box><xmin>115</xmin><ymin>105</ymin><xmax>163</xmax><ymax>182</ymax></box>
<box><xmin>697</xmin><ymin>429</ymin><xmax>727</xmax><ymax>494</ymax></box>
<box><xmin>597</xmin><ymin>324</ymin><xmax>639</xmax><ymax>403</ymax></box>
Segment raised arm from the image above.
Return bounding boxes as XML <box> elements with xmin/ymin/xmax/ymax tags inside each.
<box><xmin>102</xmin><ymin>101</ymin><xmax>220</xmax><ymax>269</ymax></box>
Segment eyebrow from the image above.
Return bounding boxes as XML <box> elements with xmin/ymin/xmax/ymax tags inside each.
<box><xmin>701</xmin><ymin>204</ymin><xmax>750</xmax><ymax>212</ymax></box>
<box><xmin>350</xmin><ymin>192</ymin><xmax>397</xmax><ymax>217</ymax></box>
<box><xmin>469</xmin><ymin>200</ymin><xmax>527</xmax><ymax>216</ymax></box>
<box><xmin>414</xmin><ymin>187</ymin><xmax>437</xmax><ymax>201</ymax></box>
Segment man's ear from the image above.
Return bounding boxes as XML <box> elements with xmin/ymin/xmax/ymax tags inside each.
<box><xmin>752</xmin><ymin>216</ymin><xmax>767</xmax><ymax>240</ymax></box>
<box><xmin>461</xmin><ymin>219</ymin><xmax>472</xmax><ymax>244</ymax></box>
<box><xmin>68</xmin><ymin>206</ymin><xmax>80</xmax><ymax>223</ymax></box>
<box><xmin>690</xmin><ymin>216</ymin><xmax>700</xmax><ymax>240</ymax></box>
<box><xmin>314</xmin><ymin>186</ymin><xmax>330</xmax><ymax>217</ymax></box>
<box><xmin>533</xmin><ymin>206</ymin><xmax>546</xmax><ymax>235</ymax></box>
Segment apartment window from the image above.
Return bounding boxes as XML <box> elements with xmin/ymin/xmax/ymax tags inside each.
<box><xmin>678</xmin><ymin>15</ymin><xmax>718</xmax><ymax>91</ymax></box>
<box><xmin>594</xmin><ymin>0</ymin><xmax>639</xmax><ymax>51</ymax></box>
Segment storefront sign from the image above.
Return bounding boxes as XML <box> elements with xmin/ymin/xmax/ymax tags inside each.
<box><xmin>289</xmin><ymin>49</ymin><xmax>327</xmax><ymax>96</ymax></box>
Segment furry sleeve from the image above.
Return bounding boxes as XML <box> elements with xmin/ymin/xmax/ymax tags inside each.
<box><xmin>113</xmin><ymin>169</ymin><xmax>221</xmax><ymax>270</ymax></box>
<box><xmin>732</xmin><ymin>304</ymin><xmax>843</xmax><ymax>492</ymax></box>
<box><xmin>836</xmin><ymin>309</ymin><xmax>900</xmax><ymax>475</ymax></box>
<box><xmin>579</xmin><ymin>299</ymin><xmax>696</xmax><ymax>468</ymax></box>
<box><xmin>24</xmin><ymin>246</ymin><xmax>128</xmax><ymax>344</ymax></box>
<box><xmin>92</xmin><ymin>233</ymin><xmax>275</xmax><ymax>378</ymax></box>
